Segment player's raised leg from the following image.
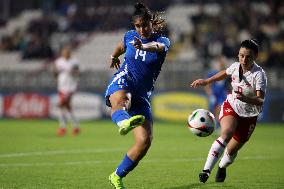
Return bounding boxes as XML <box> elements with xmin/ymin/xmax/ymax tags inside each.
<box><xmin>109</xmin><ymin>90</ymin><xmax>145</xmax><ymax>135</ymax></box>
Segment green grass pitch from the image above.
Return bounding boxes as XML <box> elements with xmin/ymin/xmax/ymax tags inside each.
<box><xmin>0</xmin><ymin>119</ymin><xmax>283</xmax><ymax>189</ymax></box>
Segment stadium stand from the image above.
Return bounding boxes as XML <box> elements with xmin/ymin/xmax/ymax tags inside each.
<box><xmin>0</xmin><ymin>0</ymin><xmax>283</xmax><ymax>92</ymax></box>
<box><xmin>74</xmin><ymin>31</ymin><xmax>126</xmax><ymax>71</ymax></box>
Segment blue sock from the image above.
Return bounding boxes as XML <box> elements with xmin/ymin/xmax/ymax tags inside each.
<box><xmin>116</xmin><ymin>154</ymin><xmax>138</xmax><ymax>178</ymax></box>
<box><xmin>111</xmin><ymin>110</ymin><xmax>130</xmax><ymax>126</ymax></box>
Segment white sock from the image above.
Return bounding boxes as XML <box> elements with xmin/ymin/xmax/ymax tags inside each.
<box><xmin>203</xmin><ymin>137</ymin><xmax>227</xmax><ymax>172</ymax></box>
<box><xmin>219</xmin><ymin>148</ymin><xmax>238</xmax><ymax>168</ymax></box>
<box><xmin>59</xmin><ymin>109</ymin><xmax>67</xmax><ymax>128</ymax></box>
<box><xmin>66</xmin><ymin>110</ymin><xmax>79</xmax><ymax>128</ymax></box>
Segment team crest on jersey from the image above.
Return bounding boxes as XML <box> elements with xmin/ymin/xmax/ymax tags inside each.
<box><xmin>225</xmin><ymin>108</ymin><xmax>232</xmax><ymax>113</ymax></box>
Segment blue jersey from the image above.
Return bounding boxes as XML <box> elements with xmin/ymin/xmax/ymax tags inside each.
<box><xmin>121</xmin><ymin>30</ymin><xmax>170</xmax><ymax>93</ymax></box>
<box><xmin>105</xmin><ymin>30</ymin><xmax>170</xmax><ymax>120</ymax></box>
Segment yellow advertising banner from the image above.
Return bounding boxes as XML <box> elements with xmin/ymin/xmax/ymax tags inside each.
<box><xmin>152</xmin><ymin>92</ymin><xmax>208</xmax><ymax>122</ymax></box>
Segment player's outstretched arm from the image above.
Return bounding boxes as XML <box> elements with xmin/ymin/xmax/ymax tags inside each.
<box><xmin>110</xmin><ymin>41</ymin><xmax>125</xmax><ymax>70</ymax></box>
<box><xmin>190</xmin><ymin>79</ymin><xmax>207</xmax><ymax>88</ymax></box>
<box><xmin>190</xmin><ymin>70</ymin><xmax>227</xmax><ymax>88</ymax></box>
<box><xmin>132</xmin><ymin>36</ymin><xmax>165</xmax><ymax>53</ymax></box>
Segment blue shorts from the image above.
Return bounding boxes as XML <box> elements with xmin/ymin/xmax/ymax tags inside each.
<box><xmin>105</xmin><ymin>70</ymin><xmax>152</xmax><ymax>121</ymax></box>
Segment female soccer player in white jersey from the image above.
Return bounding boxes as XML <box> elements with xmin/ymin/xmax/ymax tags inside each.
<box><xmin>191</xmin><ymin>39</ymin><xmax>267</xmax><ymax>183</ymax></box>
<box><xmin>105</xmin><ymin>3</ymin><xmax>170</xmax><ymax>188</ymax></box>
<box><xmin>54</xmin><ymin>45</ymin><xmax>80</xmax><ymax>136</ymax></box>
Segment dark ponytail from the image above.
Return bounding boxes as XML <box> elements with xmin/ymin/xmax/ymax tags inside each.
<box><xmin>132</xmin><ymin>2</ymin><xmax>166</xmax><ymax>33</ymax></box>
<box><xmin>133</xmin><ymin>3</ymin><xmax>152</xmax><ymax>21</ymax></box>
<box><xmin>240</xmin><ymin>39</ymin><xmax>259</xmax><ymax>56</ymax></box>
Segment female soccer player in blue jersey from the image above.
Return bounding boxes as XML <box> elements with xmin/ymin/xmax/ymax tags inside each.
<box><xmin>105</xmin><ymin>3</ymin><xmax>170</xmax><ymax>188</ymax></box>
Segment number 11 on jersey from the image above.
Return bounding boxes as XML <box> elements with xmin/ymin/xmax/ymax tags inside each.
<box><xmin>135</xmin><ymin>49</ymin><xmax>146</xmax><ymax>61</ymax></box>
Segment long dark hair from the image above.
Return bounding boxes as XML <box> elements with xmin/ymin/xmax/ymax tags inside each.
<box><xmin>132</xmin><ymin>2</ymin><xmax>166</xmax><ymax>33</ymax></box>
<box><xmin>239</xmin><ymin>39</ymin><xmax>259</xmax><ymax>81</ymax></box>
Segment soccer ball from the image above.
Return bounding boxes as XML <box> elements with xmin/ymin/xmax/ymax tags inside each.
<box><xmin>187</xmin><ymin>109</ymin><xmax>216</xmax><ymax>137</ymax></box>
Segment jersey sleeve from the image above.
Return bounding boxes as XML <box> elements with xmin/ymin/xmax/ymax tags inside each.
<box><xmin>255</xmin><ymin>70</ymin><xmax>267</xmax><ymax>93</ymax></box>
<box><xmin>226</xmin><ymin>62</ymin><xmax>238</xmax><ymax>75</ymax></box>
<box><xmin>157</xmin><ymin>37</ymin><xmax>170</xmax><ymax>52</ymax></box>
<box><xmin>123</xmin><ymin>30</ymin><xmax>134</xmax><ymax>49</ymax></box>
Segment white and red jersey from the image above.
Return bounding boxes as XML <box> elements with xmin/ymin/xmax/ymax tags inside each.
<box><xmin>226</xmin><ymin>62</ymin><xmax>267</xmax><ymax>117</ymax></box>
<box><xmin>55</xmin><ymin>57</ymin><xmax>79</xmax><ymax>93</ymax></box>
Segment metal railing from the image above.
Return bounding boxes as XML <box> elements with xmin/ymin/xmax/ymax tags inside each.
<box><xmin>0</xmin><ymin>60</ymin><xmax>283</xmax><ymax>93</ymax></box>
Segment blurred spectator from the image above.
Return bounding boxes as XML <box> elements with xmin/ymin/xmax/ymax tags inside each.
<box><xmin>22</xmin><ymin>33</ymin><xmax>53</xmax><ymax>59</ymax></box>
<box><xmin>188</xmin><ymin>0</ymin><xmax>284</xmax><ymax>68</ymax></box>
<box><xmin>0</xmin><ymin>29</ymin><xmax>25</xmax><ymax>51</ymax></box>
<box><xmin>27</xmin><ymin>15</ymin><xmax>58</xmax><ymax>38</ymax></box>
<box><xmin>0</xmin><ymin>0</ymin><xmax>283</xmax><ymax>69</ymax></box>
<box><xmin>0</xmin><ymin>18</ymin><xmax>6</xmax><ymax>27</ymax></box>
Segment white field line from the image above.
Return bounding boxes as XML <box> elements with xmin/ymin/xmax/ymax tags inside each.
<box><xmin>0</xmin><ymin>148</ymin><xmax>125</xmax><ymax>158</ymax></box>
<box><xmin>0</xmin><ymin>156</ymin><xmax>280</xmax><ymax>168</ymax></box>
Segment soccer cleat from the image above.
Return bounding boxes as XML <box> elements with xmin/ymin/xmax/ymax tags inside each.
<box><xmin>199</xmin><ymin>169</ymin><xmax>210</xmax><ymax>183</ymax></box>
<box><xmin>215</xmin><ymin>167</ymin><xmax>226</xmax><ymax>182</ymax></box>
<box><xmin>72</xmin><ymin>128</ymin><xmax>80</xmax><ymax>136</ymax></box>
<box><xmin>119</xmin><ymin>115</ymin><xmax>145</xmax><ymax>135</ymax></box>
<box><xmin>109</xmin><ymin>172</ymin><xmax>125</xmax><ymax>189</ymax></box>
<box><xmin>57</xmin><ymin>128</ymin><xmax>67</xmax><ymax>136</ymax></box>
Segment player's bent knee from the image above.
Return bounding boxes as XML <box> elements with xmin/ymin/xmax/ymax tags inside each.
<box><xmin>221</xmin><ymin>131</ymin><xmax>234</xmax><ymax>142</ymax></box>
<box><xmin>137</xmin><ymin>136</ymin><xmax>152</xmax><ymax>149</ymax></box>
